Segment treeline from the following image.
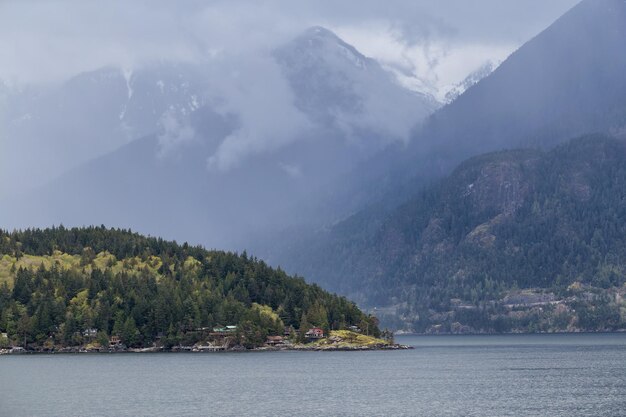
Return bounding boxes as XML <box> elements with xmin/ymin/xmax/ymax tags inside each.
<box><xmin>0</xmin><ymin>226</ymin><xmax>378</xmax><ymax>349</ymax></box>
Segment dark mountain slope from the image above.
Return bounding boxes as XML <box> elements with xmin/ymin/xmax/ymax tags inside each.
<box><xmin>330</xmin><ymin>0</ymin><xmax>626</xmax><ymax>214</ymax></box>
<box><xmin>364</xmin><ymin>0</ymin><xmax>626</xmax><ymax>208</ymax></box>
<box><xmin>408</xmin><ymin>0</ymin><xmax>626</xmax><ymax>169</ymax></box>
<box><xmin>306</xmin><ymin>135</ymin><xmax>626</xmax><ymax>332</ymax></box>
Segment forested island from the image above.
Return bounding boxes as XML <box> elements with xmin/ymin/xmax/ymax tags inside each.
<box><xmin>0</xmin><ymin>227</ymin><xmax>395</xmax><ymax>353</ymax></box>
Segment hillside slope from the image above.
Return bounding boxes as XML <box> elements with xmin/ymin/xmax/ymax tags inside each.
<box><xmin>294</xmin><ymin>136</ymin><xmax>626</xmax><ymax>332</ymax></box>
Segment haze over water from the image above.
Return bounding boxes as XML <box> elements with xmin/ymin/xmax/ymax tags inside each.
<box><xmin>1</xmin><ymin>333</ymin><xmax>625</xmax><ymax>417</ymax></box>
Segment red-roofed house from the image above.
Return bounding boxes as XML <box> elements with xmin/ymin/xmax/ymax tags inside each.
<box><xmin>305</xmin><ymin>327</ymin><xmax>324</xmax><ymax>340</ymax></box>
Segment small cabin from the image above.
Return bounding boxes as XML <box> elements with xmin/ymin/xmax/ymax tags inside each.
<box><xmin>194</xmin><ymin>327</ymin><xmax>212</xmax><ymax>332</ymax></box>
<box><xmin>305</xmin><ymin>327</ymin><xmax>324</xmax><ymax>340</ymax></box>
<box><xmin>212</xmin><ymin>325</ymin><xmax>238</xmax><ymax>335</ymax></box>
<box><xmin>109</xmin><ymin>336</ymin><xmax>121</xmax><ymax>347</ymax></box>
<box><xmin>266</xmin><ymin>336</ymin><xmax>284</xmax><ymax>346</ymax></box>
<box><xmin>83</xmin><ymin>328</ymin><xmax>98</xmax><ymax>338</ymax></box>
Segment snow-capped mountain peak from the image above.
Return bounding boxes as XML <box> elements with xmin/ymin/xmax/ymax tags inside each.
<box><xmin>297</xmin><ymin>26</ymin><xmax>371</xmax><ymax>70</ymax></box>
<box><xmin>274</xmin><ymin>26</ymin><xmax>439</xmax><ymax>140</ymax></box>
<box><xmin>443</xmin><ymin>60</ymin><xmax>498</xmax><ymax>104</ymax></box>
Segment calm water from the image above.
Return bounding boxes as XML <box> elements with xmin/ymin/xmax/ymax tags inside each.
<box><xmin>1</xmin><ymin>334</ymin><xmax>626</xmax><ymax>417</ymax></box>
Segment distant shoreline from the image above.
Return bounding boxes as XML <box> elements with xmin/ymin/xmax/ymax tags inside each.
<box><xmin>395</xmin><ymin>329</ymin><xmax>626</xmax><ymax>337</ymax></box>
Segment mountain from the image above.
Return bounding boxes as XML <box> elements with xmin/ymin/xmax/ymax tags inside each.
<box><xmin>443</xmin><ymin>61</ymin><xmax>496</xmax><ymax>104</ymax></box>
<box><xmin>270</xmin><ymin>0</ymin><xmax>626</xmax><ymax>310</ymax></box>
<box><xmin>409</xmin><ymin>0</ymin><xmax>626</xmax><ymax>163</ymax></box>
<box><xmin>0</xmin><ymin>63</ymin><xmax>210</xmax><ymax>195</ymax></box>
<box><xmin>275</xmin><ymin>26</ymin><xmax>438</xmax><ymax>141</ymax></box>
<box><xmin>0</xmin><ymin>226</ymin><xmax>378</xmax><ymax>349</ymax></box>
<box><xmin>337</xmin><ymin>0</ymin><xmax>626</xmax><ymax>207</ymax></box>
<box><xmin>294</xmin><ymin>135</ymin><xmax>626</xmax><ymax>332</ymax></box>
<box><xmin>1</xmin><ymin>27</ymin><xmax>437</xmax><ymax>250</ymax></box>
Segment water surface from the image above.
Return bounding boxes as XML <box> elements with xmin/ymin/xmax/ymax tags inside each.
<box><xmin>1</xmin><ymin>333</ymin><xmax>625</xmax><ymax>417</ymax></box>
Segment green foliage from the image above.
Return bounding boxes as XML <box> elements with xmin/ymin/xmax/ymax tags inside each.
<box><xmin>0</xmin><ymin>334</ymin><xmax>9</xmax><ymax>349</ymax></box>
<box><xmin>298</xmin><ymin>312</ymin><xmax>311</xmax><ymax>343</ymax></box>
<box><xmin>0</xmin><ymin>227</ymin><xmax>375</xmax><ymax>349</ymax></box>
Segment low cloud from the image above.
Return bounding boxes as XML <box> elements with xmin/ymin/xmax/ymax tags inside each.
<box><xmin>278</xmin><ymin>162</ymin><xmax>303</xmax><ymax>179</ymax></box>
<box><xmin>0</xmin><ymin>0</ymin><xmax>579</xmax><ymax>85</ymax></box>
<box><xmin>157</xmin><ymin>110</ymin><xmax>196</xmax><ymax>159</ymax></box>
<box><xmin>0</xmin><ymin>0</ymin><xmax>581</xmax><ymax>177</ymax></box>
<box><xmin>206</xmin><ymin>52</ymin><xmax>312</xmax><ymax>172</ymax></box>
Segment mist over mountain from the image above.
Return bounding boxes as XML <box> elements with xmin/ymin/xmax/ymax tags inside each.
<box><xmin>275</xmin><ymin>26</ymin><xmax>438</xmax><ymax>141</ymax></box>
<box><xmin>2</xmin><ymin>28</ymin><xmax>438</xmax><ymax>249</ymax></box>
<box><xmin>0</xmin><ymin>63</ymin><xmax>212</xmax><ymax>194</ymax></box>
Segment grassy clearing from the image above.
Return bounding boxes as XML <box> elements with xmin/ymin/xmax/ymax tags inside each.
<box><xmin>311</xmin><ymin>330</ymin><xmax>389</xmax><ymax>348</ymax></box>
<box><xmin>0</xmin><ymin>252</ymin><xmax>82</xmax><ymax>288</ymax></box>
<box><xmin>0</xmin><ymin>250</ymin><xmax>173</xmax><ymax>288</ymax></box>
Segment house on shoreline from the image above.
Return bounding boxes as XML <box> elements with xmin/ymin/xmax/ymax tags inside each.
<box><xmin>305</xmin><ymin>328</ymin><xmax>324</xmax><ymax>340</ymax></box>
<box><xmin>210</xmin><ymin>325</ymin><xmax>237</xmax><ymax>336</ymax></box>
<box><xmin>109</xmin><ymin>336</ymin><xmax>122</xmax><ymax>348</ymax></box>
<box><xmin>265</xmin><ymin>336</ymin><xmax>285</xmax><ymax>346</ymax></box>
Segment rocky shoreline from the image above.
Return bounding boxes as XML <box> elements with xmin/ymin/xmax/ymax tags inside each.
<box><xmin>0</xmin><ymin>330</ymin><xmax>412</xmax><ymax>355</ymax></box>
<box><xmin>256</xmin><ymin>343</ymin><xmax>413</xmax><ymax>352</ymax></box>
<box><xmin>0</xmin><ymin>344</ymin><xmax>412</xmax><ymax>355</ymax></box>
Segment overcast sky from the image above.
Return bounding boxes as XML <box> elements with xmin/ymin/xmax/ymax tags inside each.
<box><xmin>0</xmin><ymin>0</ymin><xmax>580</xmax><ymax>94</ymax></box>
